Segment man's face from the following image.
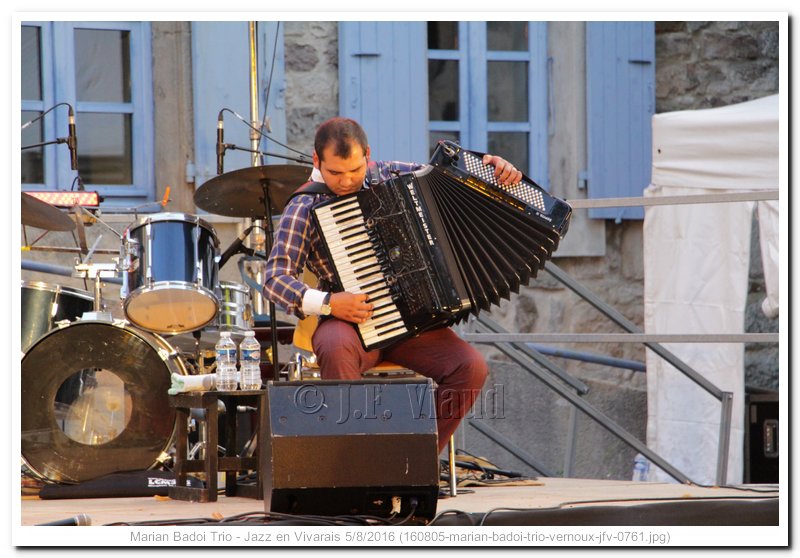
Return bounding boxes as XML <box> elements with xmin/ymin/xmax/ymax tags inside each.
<box><xmin>313</xmin><ymin>143</ymin><xmax>371</xmax><ymax>196</ymax></box>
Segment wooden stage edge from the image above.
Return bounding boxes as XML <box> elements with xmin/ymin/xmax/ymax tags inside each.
<box><xmin>19</xmin><ymin>476</ymin><xmax>780</xmax><ymax>528</ymax></box>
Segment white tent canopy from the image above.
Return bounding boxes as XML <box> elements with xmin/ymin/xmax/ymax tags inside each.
<box><xmin>643</xmin><ymin>94</ymin><xmax>779</xmax><ymax>485</ymax></box>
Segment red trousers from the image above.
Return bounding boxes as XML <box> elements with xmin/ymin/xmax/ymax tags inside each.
<box><xmin>312</xmin><ymin>319</ymin><xmax>488</xmax><ymax>453</ymax></box>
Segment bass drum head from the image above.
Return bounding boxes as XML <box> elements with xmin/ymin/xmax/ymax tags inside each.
<box><xmin>21</xmin><ymin>321</ymin><xmax>187</xmax><ymax>484</ymax></box>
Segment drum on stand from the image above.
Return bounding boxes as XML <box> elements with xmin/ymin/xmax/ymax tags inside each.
<box><xmin>215</xmin><ymin>281</ymin><xmax>254</xmax><ymax>333</ymax></box>
<box><xmin>122</xmin><ymin>213</ymin><xmax>220</xmax><ymax>335</ymax></box>
<box><xmin>21</xmin><ymin>320</ymin><xmax>188</xmax><ymax>484</ymax></box>
<box><xmin>163</xmin><ymin>281</ymin><xmax>253</xmax><ymax>357</ymax></box>
<box><xmin>21</xmin><ymin>281</ymin><xmax>95</xmax><ymax>351</ymax></box>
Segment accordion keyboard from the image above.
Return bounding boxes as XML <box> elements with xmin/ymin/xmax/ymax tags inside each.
<box><xmin>313</xmin><ymin>197</ymin><xmax>408</xmax><ymax>348</ymax></box>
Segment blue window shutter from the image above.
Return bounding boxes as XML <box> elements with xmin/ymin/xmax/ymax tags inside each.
<box><xmin>586</xmin><ymin>22</ymin><xmax>655</xmax><ymax>220</ymax></box>
<box><xmin>191</xmin><ymin>22</ymin><xmax>286</xmax><ymax>190</ymax></box>
<box><xmin>339</xmin><ymin>22</ymin><xmax>427</xmax><ymax>162</ymax></box>
<box><xmin>529</xmin><ymin>22</ymin><xmax>549</xmax><ymax>190</ymax></box>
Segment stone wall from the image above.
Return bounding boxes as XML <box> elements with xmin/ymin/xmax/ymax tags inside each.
<box><xmin>655</xmin><ymin>21</ymin><xmax>779</xmax><ymax>112</ymax></box>
<box><xmin>283</xmin><ymin>22</ymin><xmax>340</xmax><ymax>154</ymax></box>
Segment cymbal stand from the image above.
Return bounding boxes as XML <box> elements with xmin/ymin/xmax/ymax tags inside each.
<box><xmin>254</xmin><ymin>180</ymin><xmax>280</xmax><ymax>382</ymax></box>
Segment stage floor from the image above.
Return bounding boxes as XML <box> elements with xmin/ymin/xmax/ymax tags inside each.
<box><xmin>20</xmin><ymin>476</ymin><xmax>779</xmax><ymax>527</ymax></box>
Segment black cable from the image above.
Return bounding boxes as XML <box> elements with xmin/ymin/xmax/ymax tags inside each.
<box><xmin>260</xmin><ymin>21</ymin><xmax>280</xmax><ymax>136</ymax></box>
<box><xmin>429</xmin><ymin>509</ymin><xmax>476</xmax><ymax>526</ymax></box>
<box><xmin>69</xmin><ymin>175</ymin><xmax>82</xmax><ymax>192</ymax></box>
<box><xmin>21</xmin><ymin>102</ymin><xmax>71</xmax><ymax>131</ymax></box>
<box><xmin>220</xmin><ymin>106</ymin><xmax>311</xmax><ymax>160</ymax></box>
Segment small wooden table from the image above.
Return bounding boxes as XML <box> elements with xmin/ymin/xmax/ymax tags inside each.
<box><xmin>168</xmin><ymin>390</ymin><xmax>267</xmax><ymax>502</ymax></box>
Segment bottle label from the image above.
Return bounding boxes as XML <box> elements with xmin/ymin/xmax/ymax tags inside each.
<box><xmin>216</xmin><ymin>348</ymin><xmax>236</xmax><ymax>359</ymax></box>
<box><xmin>241</xmin><ymin>349</ymin><xmax>260</xmax><ymax>362</ymax></box>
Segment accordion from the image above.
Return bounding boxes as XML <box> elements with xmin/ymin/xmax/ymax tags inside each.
<box><xmin>311</xmin><ymin>141</ymin><xmax>572</xmax><ymax>350</ymax></box>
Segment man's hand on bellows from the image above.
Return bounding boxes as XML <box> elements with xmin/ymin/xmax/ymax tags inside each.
<box><xmin>483</xmin><ymin>154</ymin><xmax>523</xmax><ymax>186</ymax></box>
<box><xmin>330</xmin><ymin>292</ymin><xmax>374</xmax><ymax>324</ymax></box>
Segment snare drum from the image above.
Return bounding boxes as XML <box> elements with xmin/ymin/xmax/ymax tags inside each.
<box><xmin>21</xmin><ymin>281</ymin><xmax>94</xmax><ymax>350</ymax></box>
<box><xmin>122</xmin><ymin>213</ymin><xmax>219</xmax><ymax>335</ymax></box>
<box><xmin>21</xmin><ymin>320</ymin><xmax>188</xmax><ymax>484</ymax></box>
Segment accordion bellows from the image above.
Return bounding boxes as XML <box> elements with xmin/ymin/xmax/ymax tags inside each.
<box><xmin>312</xmin><ymin>141</ymin><xmax>573</xmax><ymax>350</ymax></box>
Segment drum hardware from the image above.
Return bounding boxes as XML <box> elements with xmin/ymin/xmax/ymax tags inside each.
<box><xmin>23</xmin><ymin>245</ymin><xmax>119</xmax><ymax>255</ymax></box>
<box><xmin>23</xmin><ymin>204</ymin><xmax>123</xmax><ymax>256</ymax></box>
<box><xmin>73</xmin><ymin>261</ymin><xmax>120</xmax><ymax>321</ymax></box>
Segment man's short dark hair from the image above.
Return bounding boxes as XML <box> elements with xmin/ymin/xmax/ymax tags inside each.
<box><xmin>314</xmin><ymin>117</ymin><xmax>369</xmax><ymax>161</ymax></box>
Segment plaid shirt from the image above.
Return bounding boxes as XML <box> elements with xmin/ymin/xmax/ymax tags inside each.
<box><xmin>263</xmin><ymin>160</ymin><xmax>422</xmax><ymax>318</ymax></box>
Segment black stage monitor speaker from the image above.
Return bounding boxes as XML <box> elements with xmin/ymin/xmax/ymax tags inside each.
<box><xmin>262</xmin><ymin>378</ymin><xmax>439</xmax><ymax>520</ymax></box>
<box><xmin>744</xmin><ymin>393</ymin><xmax>779</xmax><ymax>484</ymax></box>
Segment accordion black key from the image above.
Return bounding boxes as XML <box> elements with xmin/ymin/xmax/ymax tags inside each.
<box><xmin>311</xmin><ymin>140</ymin><xmax>573</xmax><ymax>351</ymax></box>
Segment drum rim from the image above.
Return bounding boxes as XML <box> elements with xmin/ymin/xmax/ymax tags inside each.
<box><xmin>21</xmin><ymin>280</ymin><xmax>94</xmax><ymax>301</ymax></box>
<box><xmin>130</xmin><ymin>212</ymin><xmax>217</xmax><ymax>235</ymax></box>
<box><xmin>21</xmin><ymin>320</ymin><xmax>187</xmax><ymax>484</ymax></box>
<box><xmin>123</xmin><ymin>282</ymin><xmax>220</xmax><ymax>334</ymax></box>
<box><xmin>218</xmin><ymin>280</ymin><xmax>250</xmax><ymax>293</ymax></box>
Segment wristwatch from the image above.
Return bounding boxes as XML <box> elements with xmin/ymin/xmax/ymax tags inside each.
<box><xmin>320</xmin><ymin>293</ymin><xmax>332</xmax><ymax>316</ymax></box>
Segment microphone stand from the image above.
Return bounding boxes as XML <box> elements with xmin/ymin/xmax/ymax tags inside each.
<box><xmin>21</xmin><ymin>138</ymin><xmax>70</xmax><ymax>151</ymax></box>
<box><xmin>247</xmin><ymin>20</ymin><xmax>283</xmax><ymax>382</ymax></box>
<box><xmin>221</xmin><ymin>143</ymin><xmax>312</xmax><ymax>166</ymax></box>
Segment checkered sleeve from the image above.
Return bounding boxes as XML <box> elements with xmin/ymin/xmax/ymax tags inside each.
<box><xmin>262</xmin><ymin>195</ymin><xmax>315</xmax><ymax>318</ymax></box>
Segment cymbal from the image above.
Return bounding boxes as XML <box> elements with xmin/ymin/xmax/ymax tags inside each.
<box><xmin>194</xmin><ymin>165</ymin><xmax>312</xmax><ymax>218</ymax></box>
<box><xmin>21</xmin><ymin>192</ymin><xmax>75</xmax><ymax>231</ymax></box>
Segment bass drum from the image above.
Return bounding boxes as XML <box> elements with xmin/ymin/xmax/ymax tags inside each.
<box><xmin>21</xmin><ymin>321</ymin><xmax>187</xmax><ymax>484</ymax></box>
<box><xmin>21</xmin><ymin>281</ymin><xmax>94</xmax><ymax>351</ymax></box>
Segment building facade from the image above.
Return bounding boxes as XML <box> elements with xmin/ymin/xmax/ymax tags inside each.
<box><xmin>20</xmin><ymin>19</ymin><xmax>779</xmax><ymax>479</ymax></box>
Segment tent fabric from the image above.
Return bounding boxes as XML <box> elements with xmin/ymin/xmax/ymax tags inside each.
<box><xmin>651</xmin><ymin>95</ymin><xmax>779</xmax><ymax>192</ymax></box>
<box><xmin>643</xmin><ymin>95</ymin><xmax>779</xmax><ymax>485</ymax></box>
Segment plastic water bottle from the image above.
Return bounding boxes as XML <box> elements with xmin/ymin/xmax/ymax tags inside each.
<box><xmin>239</xmin><ymin>331</ymin><xmax>262</xmax><ymax>390</ymax></box>
<box><xmin>215</xmin><ymin>331</ymin><xmax>239</xmax><ymax>391</ymax></box>
<box><xmin>632</xmin><ymin>453</ymin><xmax>650</xmax><ymax>482</ymax></box>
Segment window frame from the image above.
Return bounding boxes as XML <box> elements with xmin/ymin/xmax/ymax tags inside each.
<box><xmin>21</xmin><ymin>21</ymin><xmax>155</xmax><ymax>209</ymax></box>
<box><xmin>427</xmin><ymin>21</ymin><xmax>549</xmax><ymax>189</ymax></box>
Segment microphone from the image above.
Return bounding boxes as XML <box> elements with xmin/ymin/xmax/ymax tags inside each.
<box><xmin>218</xmin><ymin>226</ymin><xmax>254</xmax><ymax>269</ymax></box>
<box><xmin>67</xmin><ymin>106</ymin><xmax>78</xmax><ymax>171</ymax></box>
<box><xmin>216</xmin><ymin>112</ymin><xmax>225</xmax><ymax>175</ymax></box>
<box><xmin>36</xmin><ymin>513</ymin><xmax>91</xmax><ymax>526</ymax></box>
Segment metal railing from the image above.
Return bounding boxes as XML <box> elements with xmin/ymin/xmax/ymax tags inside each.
<box><xmin>460</xmin><ymin>189</ymin><xmax>780</xmax><ymax>486</ymax></box>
